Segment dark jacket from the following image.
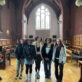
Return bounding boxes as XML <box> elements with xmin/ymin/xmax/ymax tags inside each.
<box><xmin>23</xmin><ymin>45</ymin><xmax>36</xmax><ymax>60</ymax></box>
<box><xmin>15</xmin><ymin>44</ymin><xmax>24</xmax><ymax>59</ymax></box>
<box><xmin>41</xmin><ymin>43</ymin><xmax>54</xmax><ymax>61</ymax></box>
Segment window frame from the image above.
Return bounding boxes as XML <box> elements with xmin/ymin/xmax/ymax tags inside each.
<box><xmin>35</xmin><ymin>5</ymin><xmax>50</xmax><ymax>30</ymax></box>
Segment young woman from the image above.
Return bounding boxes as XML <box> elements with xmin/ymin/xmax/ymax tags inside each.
<box><xmin>23</xmin><ymin>39</ymin><xmax>36</xmax><ymax>81</ymax></box>
<box><xmin>52</xmin><ymin>39</ymin><xmax>67</xmax><ymax>82</ymax></box>
<box><xmin>33</xmin><ymin>37</ymin><xmax>43</xmax><ymax>79</ymax></box>
<box><xmin>15</xmin><ymin>39</ymin><xmax>24</xmax><ymax>79</ymax></box>
<box><xmin>41</xmin><ymin>38</ymin><xmax>54</xmax><ymax>79</ymax></box>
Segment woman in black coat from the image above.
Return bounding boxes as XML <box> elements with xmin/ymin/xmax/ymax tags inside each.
<box><xmin>23</xmin><ymin>39</ymin><xmax>36</xmax><ymax>81</ymax></box>
<box><xmin>15</xmin><ymin>39</ymin><xmax>25</xmax><ymax>79</ymax></box>
<box><xmin>41</xmin><ymin>38</ymin><xmax>54</xmax><ymax>79</ymax></box>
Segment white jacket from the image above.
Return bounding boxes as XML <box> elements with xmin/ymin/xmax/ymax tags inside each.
<box><xmin>52</xmin><ymin>45</ymin><xmax>67</xmax><ymax>63</ymax></box>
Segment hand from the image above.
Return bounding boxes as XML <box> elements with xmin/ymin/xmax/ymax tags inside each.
<box><xmin>60</xmin><ymin>61</ymin><xmax>64</xmax><ymax>65</ymax></box>
<box><xmin>52</xmin><ymin>60</ymin><xmax>54</xmax><ymax>62</ymax></box>
<box><xmin>17</xmin><ymin>58</ymin><xmax>20</xmax><ymax>60</ymax></box>
<box><xmin>45</xmin><ymin>58</ymin><xmax>49</xmax><ymax>61</ymax></box>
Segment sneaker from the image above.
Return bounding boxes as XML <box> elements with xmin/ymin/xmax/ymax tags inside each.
<box><xmin>19</xmin><ymin>74</ymin><xmax>22</xmax><ymax>79</ymax></box>
<box><xmin>56</xmin><ymin>80</ymin><xmax>62</xmax><ymax>82</ymax></box>
<box><xmin>29</xmin><ymin>74</ymin><xmax>31</xmax><ymax>79</ymax></box>
<box><xmin>37</xmin><ymin>73</ymin><xmax>40</xmax><ymax>79</ymax></box>
<box><xmin>15</xmin><ymin>75</ymin><xmax>19</xmax><ymax>80</ymax></box>
<box><xmin>35</xmin><ymin>72</ymin><xmax>38</xmax><ymax>78</ymax></box>
<box><xmin>26</xmin><ymin>74</ymin><xmax>30</xmax><ymax>81</ymax></box>
<box><xmin>45</xmin><ymin>76</ymin><xmax>50</xmax><ymax>79</ymax></box>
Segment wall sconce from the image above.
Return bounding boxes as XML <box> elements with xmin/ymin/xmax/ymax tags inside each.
<box><xmin>6</xmin><ymin>29</ymin><xmax>10</xmax><ymax>35</ymax></box>
<box><xmin>0</xmin><ymin>0</ymin><xmax>6</xmax><ymax>6</ymax></box>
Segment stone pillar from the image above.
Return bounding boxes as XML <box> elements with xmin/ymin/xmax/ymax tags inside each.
<box><xmin>0</xmin><ymin>6</ymin><xmax>3</xmax><ymax>39</ymax></box>
<box><xmin>0</xmin><ymin>6</ymin><xmax>2</xmax><ymax>32</ymax></box>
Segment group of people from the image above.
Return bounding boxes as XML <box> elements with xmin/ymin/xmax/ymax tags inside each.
<box><xmin>15</xmin><ymin>37</ymin><xmax>67</xmax><ymax>82</ymax></box>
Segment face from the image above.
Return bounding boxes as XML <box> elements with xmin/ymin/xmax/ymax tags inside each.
<box><xmin>37</xmin><ymin>38</ymin><xmax>41</xmax><ymax>42</ymax></box>
<box><xmin>20</xmin><ymin>40</ymin><xmax>23</xmax><ymax>44</ymax></box>
<box><xmin>57</xmin><ymin>39</ymin><xmax>60</xmax><ymax>45</ymax></box>
<box><xmin>47</xmin><ymin>39</ymin><xmax>50</xmax><ymax>44</ymax></box>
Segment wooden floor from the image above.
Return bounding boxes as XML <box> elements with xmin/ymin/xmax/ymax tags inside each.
<box><xmin>0</xmin><ymin>59</ymin><xmax>80</xmax><ymax>82</ymax></box>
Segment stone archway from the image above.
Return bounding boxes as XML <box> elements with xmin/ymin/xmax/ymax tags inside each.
<box><xmin>21</xmin><ymin>0</ymin><xmax>63</xmax><ymax>39</ymax></box>
<box><xmin>17</xmin><ymin>0</ymin><xmax>71</xmax><ymax>41</ymax></box>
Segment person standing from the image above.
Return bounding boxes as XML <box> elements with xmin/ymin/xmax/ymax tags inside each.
<box><xmin>52</xmin><ymin>39</ymin><xmax>67</xmax><ymax>82</ymax></box>
<box><xmin>23</xmin><ymin>39</ymin><xmax>36</xmax><ymax>81</ymax></box>
<box><xmin>41</xmin><ymin>38</ymin><xmax>54</xmax><ymax>79</ymax></box>
<box><xmin>15</xmin><ymin>39</ymin><xmax>24</xmax><ymax>79</ymax></box>
<box><xmin>33</xmin><ymin>37</ymin><xmax>43</xmax><ymax>79</ymax></box>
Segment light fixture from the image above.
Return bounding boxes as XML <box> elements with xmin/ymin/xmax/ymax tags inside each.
<box><xmin>0</xmin><ymin>0</ymin><xmax>6</xmax><ymax>6</ymax></box>
<box><xmin>6</xmin><ymin>29</ymin><xmax>10</xmax><ymax>35</ymax></box>
<box><xmin>75</xmin><ymin>0</ymin><xmax>82</xmax><ymax>7</ymax></box>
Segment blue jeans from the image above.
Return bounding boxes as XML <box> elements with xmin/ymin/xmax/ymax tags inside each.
<box><xmin>16</xmin><ymin>59</ymin><xmax>24</xmax><ymax>76</ymax></box>
<box><xmin>44</xmin><ymin>60</ymin><xmax>51</xmax><ymax>78</ymax></box>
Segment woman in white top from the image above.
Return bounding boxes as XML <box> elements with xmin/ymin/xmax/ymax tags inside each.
<box><xmin>41</xmin><ymin>38</ymin><xmax>54</xmax><ymax>79</ymax></box>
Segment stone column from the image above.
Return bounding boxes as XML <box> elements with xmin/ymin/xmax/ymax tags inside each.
<box><xmin>0</xmin><ymin>6</ymin><xmax>3</xmax><ymax>39</ymax></box>
<box><xmin>0</xmin><ymin>6</ymin><xmax>2</xmax><ymax>32</ymax></box>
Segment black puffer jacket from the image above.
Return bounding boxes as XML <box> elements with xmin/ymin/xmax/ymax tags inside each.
<box><xmin>23</xmin><ymin>45</ymin><xmax>36</xmax><ymax>60</ymax></box>
<box><xmin>15</xmin><ymin>44</ymin><xmax>25</xmax><ymax>59</ymax></box>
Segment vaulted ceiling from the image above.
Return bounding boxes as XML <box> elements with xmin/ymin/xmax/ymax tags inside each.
<box><xmin>25</xmin><ymin>0</ymin><xmax>61</xmax><ymax>19</ymax></box>
<box><xmin>24</xmin><ymin>0</ymin><xmax>73</xmax><ymax>20</ymax></box>
<box><xmin>5</xmin><ymin>0</ymin><xmax>74</xmax><ymax>40</ymax></box>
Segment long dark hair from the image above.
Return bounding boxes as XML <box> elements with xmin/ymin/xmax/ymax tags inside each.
<box><xmin>45</xmin><ymin>38</ymin><xmax>52</xmax><ymax>44</ymax></box>
<box><xmin>55</xmin><ymin>39</ymin><xmax>63</xmax><ymax>47</ymax></box>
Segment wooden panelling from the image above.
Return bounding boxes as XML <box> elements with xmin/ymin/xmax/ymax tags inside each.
<box><xmin>0</xmin><ymin>39</ymin><xmax>12</xmax><ymax>47</ymax></box>
<box><xmin>0</xmin><ymin>59</ymin><xmax>80</xmax><ymax>82</ymax></box>
<box><xmin>72</xmin><ymin>35</ymin><xmax>82</xmax><ymax>49</ymax></box>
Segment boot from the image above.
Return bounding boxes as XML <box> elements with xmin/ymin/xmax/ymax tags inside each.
<box><xmin>19</xmin><ymin>74</ymin><xmax>22</xmax><ymax>79</ymax></box>
<box><xmin>15</xmin><ymin>74</ymin><xmax>19</xmax><ymax>80</ymax></box>
<box><xmin>26</xmin><ymin>74</ymin><xmax>29</xmax><ymax>81</ymax></box>
<box><xmin>36</xmin><ymin>72</ymin><xmax>40</xmax><ymax>79</ymax></box>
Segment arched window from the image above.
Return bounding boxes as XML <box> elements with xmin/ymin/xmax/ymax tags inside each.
<box><xmin>36</xmin><ymin>5</ymin><xmax>50</xmax><ymax>30</ymax></box>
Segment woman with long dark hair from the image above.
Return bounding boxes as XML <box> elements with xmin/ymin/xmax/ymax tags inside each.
<box><xmin>41</xmin><ymin>38</ymin><xmax>54</xmax><ymax>79</ymax></box>
<box><xmin>52</xmin><ymin>39</ymin><xmax>67</xmax><ymax>82</ymax></box>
